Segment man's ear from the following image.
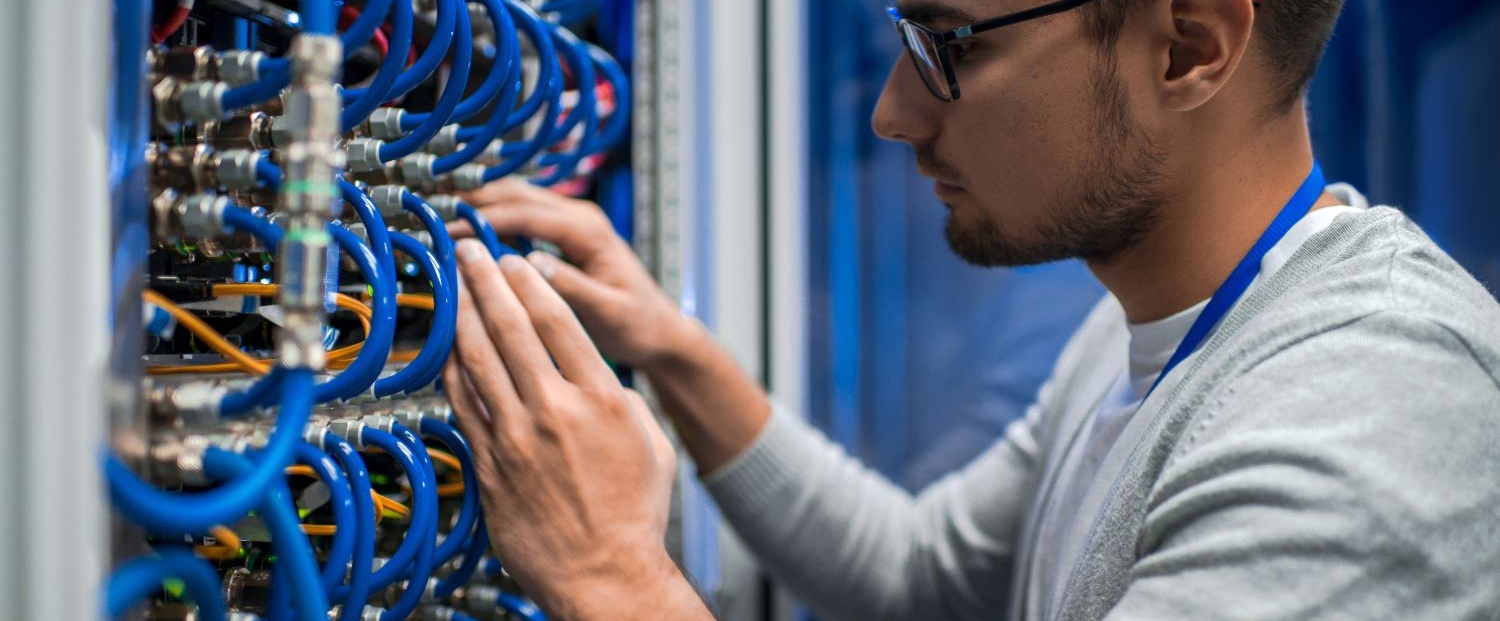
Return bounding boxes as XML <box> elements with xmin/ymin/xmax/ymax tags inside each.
<box><xmin>1145</xmin><ymin>0</ymin><xmax>1256</xmax><ymax>112</ymax></box>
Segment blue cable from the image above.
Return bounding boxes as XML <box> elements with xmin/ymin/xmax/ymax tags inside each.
<box><xmin>202</xmin><ymin>449</ymin><xmax>331</xmax><ymax>621</ymax></box>
<box><xmin>580</xmin><ymin>43</ymin><xmax>631</xmax><ymax>156</ymax></box>
<box><xmin>421</xmin><ymin>419</ymin><xmax>479</xmax><ymax>566</ymax></box>
<box><xmin>295</xmin><ymin>442</ymin><xmax>358</xmax><ymax>596</ymax></box>
<box><xmin>432</xmin><ymin>1</ymin><xmax>524</xmax><ymax>174</ymax></box>
<box><xmin>435</xmin><ymin>521</ymin><xmax>489</xmax><ymax>599</ymax></box>
<box><xmin>381</xmin><ymin>0</ymin><xmax>471</xmax><ymax>162</ymax></box>
<box><xmin>456</xmin><ymin>201</ymin><xmax>515</xmax><ymax>258</ymax></box>
<box><xmin>456</xmin><ymin>0</ymin><xmax>558</xmax><ymax>143</ymax></box>
<box><xmin>322</xmin><ymin>434</ymin><xmax>376</xmax><ymax>620</ymax></box>
<box><xmin>105</xmin><ymin>549</ymin><xmax>227</xmax><ymax>620</ymax></box>
<box><xmin>498</xmin><ymin>593</ymin><xmax>549</xmax><ymax>621</ymax></box>
<box><xmin>299</xmin><ymin>0</ymin><xmax>338</xmax><ymax>35</ymax></box>
<box><xmin>401</xmin><ymin>192</ymin><xmax>458</xmax><ymax>389</ymax></box>
<box><xmin>222</xmin><ymin>203</ymin><xmax>286</xmax><ymax>247</ymax></box>
<box><xmin>264</xmin><ymin>441</ymin><xmax>358</xmax><ymax>621</ymax></box>
<box><xmin>105</xmin><ymin>369</ymin><xmax>316</xmax><ymax>533</ymax></box>
<box><xmin>360</xmin><ymin>424</ymin><xmax>438</xmax><ymax>621</ymax></box>
<box><xmin>319</xmin><ymin>225</ymin><xmax>396</xmax><ymax>401</ymax></box>
<box><xmin>341</xmin><ymin>0</ymin><xmax>414</xmax><ymax>130</ymax></box>
<box><xmin>374</xmin><ymin>232</ymin><xmax>455</xmax><ymax>396</ymax></box>
<box><xmin>532</xmin><ymin>31</ymin><xmax>598</xmax><ymax>186</ymax></box>
<box><xmin>406</xmin><ymin>0</ymin><xmax>516</xmax><ymax>127</ymax></box>
<box><xmin>329</xmin><ymin>426</ymin><xmax>431</xmax><ymax>599</ymax></box>
<box><xmin>344</xmin><ymin>0</ymin><xmax>457</xmax><ymax>104</ymax></box>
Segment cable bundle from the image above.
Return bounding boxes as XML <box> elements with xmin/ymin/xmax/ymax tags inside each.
<box><xmin>106</xmin><ymin>0</ymin><xmax>632</xmax><ymax>618</ymax></box>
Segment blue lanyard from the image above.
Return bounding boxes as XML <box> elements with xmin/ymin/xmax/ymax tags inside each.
<box><xmin>1144</xmin><ymin>162</ymin><xmax>1327</xmax><ymax>399</ymax></box>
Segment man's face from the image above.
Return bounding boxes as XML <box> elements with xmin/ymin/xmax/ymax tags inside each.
<box><xmin>873</xmin><ymin>0</ymin><xmax>1167</xmax><ymax>267</ymax></box>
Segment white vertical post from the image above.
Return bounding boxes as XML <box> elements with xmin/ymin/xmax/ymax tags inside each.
<box><xmin>0</xmin><ymin>1</ymin><xmax>111</xmax><ymax>619</ymax></box>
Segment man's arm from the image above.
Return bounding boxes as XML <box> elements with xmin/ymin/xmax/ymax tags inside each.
<box><xmin>455</xmin><ymin>180</ymin><xmax>1056</xmax><ymax>621</ymax></box>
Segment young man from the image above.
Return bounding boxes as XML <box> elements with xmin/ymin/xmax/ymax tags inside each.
<box><xmin>441</xmin><ymin>0</ymin><xmax>1500</xmax><ymax>618</ymax></box>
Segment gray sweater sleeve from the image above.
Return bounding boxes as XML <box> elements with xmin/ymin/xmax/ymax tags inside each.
<box><xmin>1107</xmin><ymin>311</ymin><xmax>1500</xmax><ymax>620</ymax></box>
<box><xmin>702</xmin><ymin>395</ymin><xmax>1047</xmax><ymax>621</ymax></box>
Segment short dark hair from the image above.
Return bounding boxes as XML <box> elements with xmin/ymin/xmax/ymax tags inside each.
<box><xmin>1081</xmin><ymin>0</ymin><xmax>1347</xmax><ymax>113</ymax></box>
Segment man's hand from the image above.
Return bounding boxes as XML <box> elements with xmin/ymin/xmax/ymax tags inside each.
<box><xmin>443</xmin><ymin>240</ymin><xmax>712</xmax><ymax>620</ymax></box>
<box><xmin>453</xmin><ymin>179</ymin><xmax>692</xmax><ymax>370</ymax></box>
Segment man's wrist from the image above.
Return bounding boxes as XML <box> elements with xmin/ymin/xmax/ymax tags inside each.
<box><xmin>541</xmin><ymin>544</ymin><xmax>710</xmax><ymax>621</ymax></box>
<box><xmin>641</xmin><ymin>314</ymin><xmax>713</xmax><ymax>377</ymax></box>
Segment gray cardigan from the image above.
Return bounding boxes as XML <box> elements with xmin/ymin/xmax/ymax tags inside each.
<box><xmin>704</xmin><ymin>207</ymin><xmax>1500</xmax><ymax>620</ymax></box>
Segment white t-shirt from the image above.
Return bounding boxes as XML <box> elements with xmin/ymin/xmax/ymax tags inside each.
<box><xmin>1028</xmin><ymin>185</ymin><xmax>1369</xmax><ymax>608</ymax></box>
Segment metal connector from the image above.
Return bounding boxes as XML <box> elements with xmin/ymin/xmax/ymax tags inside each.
<box><xmin>452</xmin><ymin>164</ymin><xmax>487</xmax><ymax>191</ymax></box>
<box><xmin>202</xmin><ymin>112</ymin><xmax>275</xmax><ymax>151</ymax></box>
<box><xmin>422</xmin><ymin>605</ymin><xmax>457</xmax><ymax>621</ymax></box>
<box><xmin>390</xmin><ymin>408</ymin><xmax>425</xmax><ymax>431</ymax></box>
<box><xmin>180</xmin><ymin>81</ymin><xmax>230</xmax><ymax>123</ymax></box>
<box><xmin>217</xmin><ymin>50</ymin><xmax>266</xmax><ymax>86</ymax></box>
<box><xmin>473</xmin><ymin>140</ymin><xmax>505</xmax><ymax>167</ymax></box>
<box><xmin>347</xmin><ymin>138</ymin><xmax>387</xmax><ymax>173</ymax></box>
<box><xmin>329</xmin><ymin>418</ymin><xmax>368</xmax><ymax>448</ymax></box>
<box><xmin>362</xmin><ymin>414</ymin><xmax>397</xmax><ymax>433</ymax></box>
<box><xmin>421</xmin><ymin>125</ymin><xmax>461</xmax><ymax>155</ymax></box>
<box><xmin>217</xmin><ymin>149</ymin><xmax>264</xmax><ymax>191</ymax></box>
<box><xmin>399</xmin><ymin>154</ymin><xmax>438</xmax><ymax>188</ymax></box>
<box><xmin>368</xmin><ymin>185</ymin><xmax>408</xmax><ymax>218</ymax></box>
<box><xmin>151</xmin><ymin>46</ymin><xmax>217</xmax><ymax>82</ymax></box>
<box><xmin>424</xmin><ymin>194</ymin><xmax>459</xmax><ymax>221</ymax></box>
<box><xmin>366</xmin><ymin>108</ymin><xmax>407</xmax><ymax>140</ymax></box>
<box><xmin>179</xmin><ymin>194</ymin><xmax>231</xmax><ymax>240</ymax></box>
<box><xmin>463</xmin><ymin>585</ymin><xmax>501</xmax><ymax>615</ymax></box>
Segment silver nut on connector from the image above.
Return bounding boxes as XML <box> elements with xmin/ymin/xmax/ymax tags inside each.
<box><xmin>153</xmin><ymin>79</ymin><xmax>187</xmax><ymax>130</ymax></box>
<box><xmin>346</xmin><ymin>223</ymin><xmax>370</xmax><ymax>244</ymax></box>
<box><xmin>404</xmin><ymin>229</ymin><xmax>433</xmax><ymax>248</ymax></box>
<box><xmin>329</xmin><ymin>418</ymin><xmax>368</xmax><ymax>448</ymax></box>
<box><xmin>368</xmin><ymin>185</ymin><xmax>407</xmax><ymax>218</ymax></box>
<box><xmin>290</xmin><ymin>35</ymin><xmax>344</xmax><ymax>83</ymax></box>
<box><xmin>391</xmin><ymin>408</ymin><xmax>424</xmax><ymax>430</ymax></box>
<box><xmin>464</xmin><ymin>586</ymin><xmax>501</xmax><ymax>613</ymax></box>
<box><xmin>180</xmin><ymin>81</ymin><xmax>230</xmax><ymax>122</ymax></box>
<box><xmin>425</xmin><ymin>195</ymin><xmax>459</xmax><ymax>220</ymax></box>
<box><xmin>218</xmin><ymin>50</ymin><xmax>266</xmax><ymax>86</ymax></box>
<box><xmin>423</xmin><ymin>605</ymin><xmax>457</xmax><ymax>621</ymax></box>
<box><xmin>452</xmin><ymin>164</ymin><xmax>487</xmax><ymax>191</ymax></box>
<box><xmin>431</xmin><ymin>402</ymin><xmax>455</xmax><ymax>424</ymax></box>
<box><xmin>366</xmin><ymin>108</ymin><xmax>406</xmax><ymax>140</ymax></box>
<box><xmin>360</xmin><ymin>606</ymin><xmax>385</xmax><ymax>621</ymax></box>
<box><xmin>303</xmin><ymin>420</ymin><xmax>329</xmax><ymax>446</ymax></box>
<box><xmin>362</xmin><ymin>414</ymin><xmax>398</xmax><ymax>433</ymax></box>
<box><xmin>268</xmin><ymin>115</ymin><xmax>295</xmax><ymax>150</ymax></box>
<box><xmin>217</xmin><ymin>149</ymin><xmax>263</xmax><ymax>191</ymax></box>
<box><xmin>422</xmin><ymin>125</ymin><xmax>460</xmax><ymax>155</ymax></box>
<box><xmin>400</xmin><ymin>154</ymin><xmax>438</xmax><ymax>188</ymax></box>
<box><xmin>179</xmin><ymin>194</ymin><xmax>231</xmax><ymax>238</ymax></box>
<box><xmin>347</xmin><ymin>138</ymin><xmax>387</xmax><ymax>173</ymax></box>
<box><xmin>228</xmin><ymin>611</ymin><xmax>263</xmax><ymax>621</ymax></box>
<box><xmin>474</xmin><ymin>140</ymin><xmax>505</xmax><ymax>167</ymax></box>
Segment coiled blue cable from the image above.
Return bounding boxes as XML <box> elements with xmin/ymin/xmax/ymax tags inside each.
<box><xmin>435</xmin><ymin>520</ymin><xmax>489</xmax><ymax>599</ymax></box>
<box><xmin>374</xmin><ymin>231</ymin><xmax>454</xmax><ymax>396</ymax></box>
<box><xmin>381</xmin><ymin>0</ymin><xmax>471</xmax><ymax>162</ymax></box>
<box><xmin>105</xmin><ymin>368</ymin><xmax>316</xmax><ymax>533</ymax></box>
<box><xmin>580</xmin><ymin>43</ymin><xmax>631</xmax><ymax>156</ymax></box>
<box><xmin>456</xmin><ymin>200</ymin><xmax>514</xmax><ymax>258</ymax></box>
<box><xmin>421</xmin><ymin>418</ymin><xmax>479</xmax><ymax>566</ymax></box>
<box><xmin>345</xmin><ymin>0</ymin><xmax>457</xmax><ymax>104</ymax></box>
<box><xmin>264</xmin><ymin>441</ymin><xmax>357</xmax><ymax>621</ymax></box>
<box><xmin>297</xmin><ymin>442</ymin><xmax>358</xmax><ymax>595</ymax></box>
<box><xmin>202</xmin><ymin>448</ymin><xmax>331</xmax><ymax>621</ymax></box>
<box><xmin>322</xmin><ymin>434</ymin><xmax>376</xmax><ymax>621</ymax></box>
<box><xmin>105</xmin><ymin>549</ymin><xmax>227</xmax><ymax>620</ymax></box>
<box><xmin>532</xmin><ymin>30</ymin><xmax>598</xmax><ymax>186</ymax></box>
<box><xmin>357</xmin><ymin>424</ymin><xmax>438</xmax><ymax>621</ymax></box>
<box><xmin>341</xmin><ymin>0</ymin><xmax>394</xmax><ymax>57</ymax></box>
<box><xmin>406</xmin><ymin>0</ymin><xmax>515</xmax><ymax>127</ymax></box>
<box><xmin>498</xmin><ymin>593</ymin><xmax>549</xmax><ymax>621</ymax></box>
<box><xmin>432</xmin><ymin>0</ymin><xmax>525</xmax><ymax>175</ymax></box>
<box><xmin>341</xmin><ymin>0</ymin><xmax>414</xmax><ymax>131</ymax></box>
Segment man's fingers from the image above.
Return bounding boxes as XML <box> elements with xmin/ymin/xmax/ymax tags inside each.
<box><xmin>458</xmin><ymin>186</ymin><xmax>618</xmax><ymax>264</ymax></box>
<box><xmin>499</xmin><ymin>254</ymin><xmax>616</xmax><ymax>390</ymax></box>
<box><xmin>456</xmin><ymin>239</ymin><xmax>563</xmax><ymax>404</ymax></box>
<box><xmin>526</xmin><ymin>251</ymin><xmax>621</xmax><ymax>321</ymax></box>
<box><xmin>452</xmin><ymin>273</ymin><xmax>531</xmax><ymax>447</ymax></box>
<box><xmin>442</xmin><ymin>358</ymin><xmax>498</xmax><ymax>468</ymax></box>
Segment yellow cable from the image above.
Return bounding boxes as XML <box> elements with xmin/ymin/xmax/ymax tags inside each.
<box><xmin>194</xmin><ymin>525</ymin><xmax>243</xmax><ymax>561</ymax></box>
<box><xmin>427</xmin><ymin>449</ymin><xmax>462</xmax><ymax>472</ymax></box>
<box><xmin>147</xmin><ymin>285</ymin><xmax>374</xmax><ymax>375</ymax></box>
<box><xmin>397</xmin><ymin>294</ymin><xmax>435</xmax><ymax>311</ymax></box>
<box><xmin>143</xmin><ymin>290</ymin><xmax>272</xmax><ymax>375</ymax></box>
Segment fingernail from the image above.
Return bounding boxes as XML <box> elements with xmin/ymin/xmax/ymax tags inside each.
<box><xmin>456</xmin><ymin>238</ymin><xmax>488</xmax><ymax>264</ymax></box>
<box><xmin>527</xmin><ymin>251</ymin><xmax>557</xmax><ymax>279</ymax></box>
<box><xmin>498</xmin><ymin>253</ymin><xmax>525</xmax><ymax>274</ymax></box>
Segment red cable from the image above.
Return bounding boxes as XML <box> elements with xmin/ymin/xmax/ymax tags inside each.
<box><xmin>341</xmin><ymin>5</ymin><xmax>390</xmax><ymax>61</ymax></box>
<box><xmin>151</xmin><ymin>2</ymin><xmax>194</xmax><ymax>45</ymax></box>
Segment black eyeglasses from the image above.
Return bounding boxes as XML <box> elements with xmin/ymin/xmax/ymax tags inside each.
<box><xmin>887</xmin><ymin>0</ymin><xmax>1102</xmax><ymax>102</ymax></box>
